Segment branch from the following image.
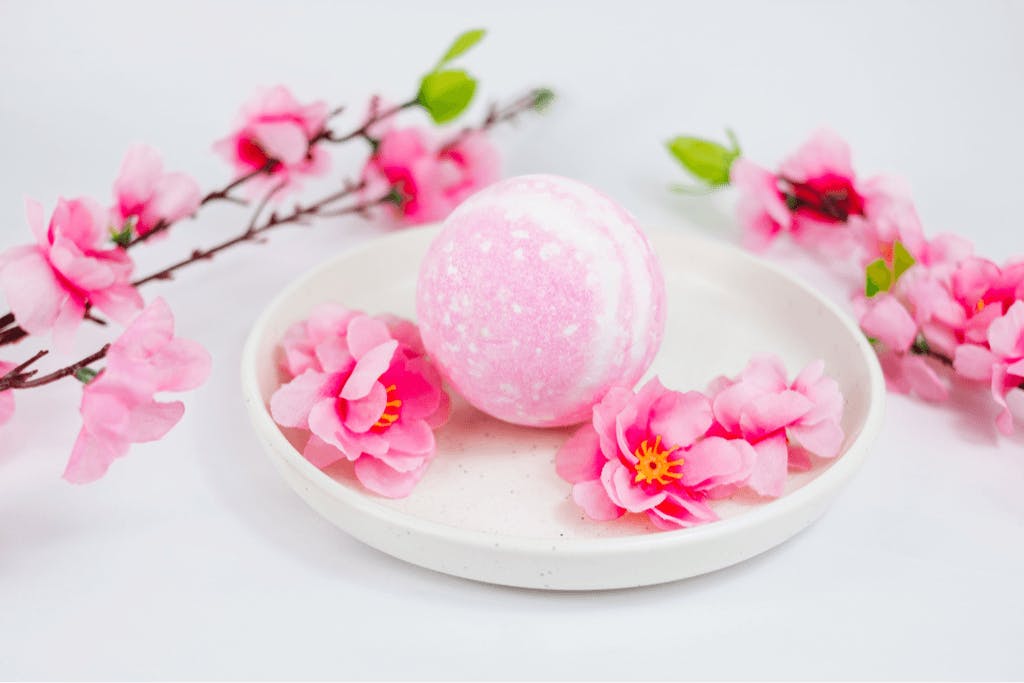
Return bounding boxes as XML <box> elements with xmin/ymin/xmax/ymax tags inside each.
<box><xmin>0</xmin><ymin>345</ymin><xmax>109</xmax><ymax>392</ymax></box>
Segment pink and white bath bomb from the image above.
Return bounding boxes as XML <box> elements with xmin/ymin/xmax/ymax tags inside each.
<box><xmin>416</xmin><ymin>174</ymin><xmax>666</xmax><ymax>427</ymax></box>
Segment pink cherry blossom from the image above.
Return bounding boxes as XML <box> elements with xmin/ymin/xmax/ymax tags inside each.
<box><xmin>213</xmin><ymin>85</ymin><xmax>330</xmax><ymax>196</ymax></box>
<box><xmin>112</xmin><ymin>144</ymin><xmax>202</xmax><ymax>237</ymax></box>
<box><xmin>270</xmin><ymin>310</ymin><xmax>450</xmax><ymax>498</ymax></box>
<box><xmin>361</xmin><ymin>127</ymin><xmax>500</xmax><ymax>225</ymax></box>
<box><xmin>0</xmin><ymin>197</ymin><xmax>142</xmax><ymax>347</ymax></box>
<box><xmin>707</xmin><ymin>356</ymin><xmax>844</xmax><ymax>496</ymax></box>
<box><xmin>64</xmin><ymin>298</ymin><xmax>211</xmax><ymax>483</ymax></box>
<box><xmin>954</xmin><ymin>300</ymin><xmax>1024</xmax><ymax>434</ymax></box>
<box><xmin>0</xmin><ymin>361</ymin><xmax>14</xmax><ymax>427</ymax></box>
<box><xmin>731</xmin><ymin>129</ymin><xmax>866</xmax><ymax>254</ymax></box>
<box><xmin>556</xmin><ymin>377</ymin><xmax>755</xmax><ymax>529</ymax></box>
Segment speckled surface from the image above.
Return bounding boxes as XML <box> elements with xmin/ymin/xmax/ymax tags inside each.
<box><xmin>416</xmin><ymin>175</ymin><xmax>666</xmax><ymax>427</ymax></box>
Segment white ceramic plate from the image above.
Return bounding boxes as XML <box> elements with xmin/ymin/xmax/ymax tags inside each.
<box><xmin>241</xmin><ymin>226</ymin><xmax>885</xmax><ymax>590</ymax></box>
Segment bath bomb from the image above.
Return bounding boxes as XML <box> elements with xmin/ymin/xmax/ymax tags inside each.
<box><xmin>416</xmin><ymin>174</ymin><xmax>665</xmax><ymax>427</ymax></box>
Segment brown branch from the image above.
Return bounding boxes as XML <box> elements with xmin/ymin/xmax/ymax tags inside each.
<box><xmin>0</xmin><ymin>345</ymin><xmax>109</xmax><ymax>392</ymax></box>
<box><xmin>132</xmin><ymin>180</ymin><xmax>377</xmax><ymax>288</ymax></box>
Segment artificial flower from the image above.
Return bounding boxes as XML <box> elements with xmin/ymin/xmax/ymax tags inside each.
<box><xmin>731</xmin><ymin>129</ymin><xmax>866</xmax><ymax>253</ymax></box>
<box><xmin>112</xmin><ymin>144</ymin><xmax>202</xmax><ymax>238</ymax></box>
<box><xmin>213</xmin><ymin>85</ymin><xmax>330</xmax><ymax>196</ymax></box>
<box><xmin>954</xmin><ymin>300</ymin><xmax>1024</xmax><ymax>434</ymax></box>
<box><xmin>707</xmin><ymin>356</ymin><xmax>845</xmax><ymax>496</ymax></box>
<box><xmin>362</xmin><ymin>127</ymin><xmax>500</xmax><ymax>225</ymax></box>
<box><xmin>0</xmin><ymin>197</ymin><xmax>142</xmax><ymax>347</ymax></box>
<box><xmin>556</xmin><ymin>377</ymin><xmax>755</xmax><ymax>529</ymax></box>
<box><xmin>64</xmin><ymin>298</ymin><xmax>211</xmax><ymax>483</ymax></box>
<box><xmin>271</xmin><ymin>309</ymin><xmax>450</xmax><ymax>498</ymax></box>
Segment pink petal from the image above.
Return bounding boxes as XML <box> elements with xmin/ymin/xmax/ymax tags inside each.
<box><xmin>571</xmin><ymin>479</ymin><xmax>623</xmax><ymax>521</ymax></box>
<box><xmin>0</xmin><ymin>248</ymin><xmax>63</xmax><ymax>334</ymax></box>
<box><xmin>314</xmin><ymin>336</ymin><xmax>355</xmax><ymax>375</ymax></box>
<box><xmin>63</xmin><ymin>428</ymin><xmax>127</xmax><ymax>484</ymax></box>
<box><xmin>789</xmin><ymin>419</ymin><xmax>844</xmax><ymax>459</ymax></box>
<box><xmin>591</xmin><ymin>386</ymin><xmax>634</xmax><ymax>458</ymax></box>
<box><xmin>608</xmin><ymin>459</ymin><xmax>666</xmax><ymax>513</ymax></box>
<box><xmin>250</xmin><ymin>121</ymin><xmax>309</xmax><ymax>165</ymax></box>
<box><xmin>744</xmin><ymin>432</ymin><xmax>789</xmax><ymax>497</ymax></box>
<box><xmin>346</xmin><ymin>315</ymin><xmax>394</xmax><ymax>359</ymax></box>
<box><xmin>89</xmin><ymin>283</ymin><xmax>144</xmax><ymax>325</ymax></box>
<box><xmin>648</xmin><ymin>390</ymin><xmax>712</xmax><ymax>450</ymax></box>
<box><xmin>114</xmin><ymin>145</ymin><xmax>162</xmax><ymax>208</ymax></box>
<box><xmin>340</xmin><ymin>340</ymin><xmax>398</xmax><ymax>400</ymax></box>
<box><xmin>270</xmin><ymin>371</ymin><xmax>340</xmax><ymax>428</ymax></box>
<box><xmin>353</xmin><ymin>456</ymin><xmax>428</xmax><ymax>498</ymax></box>
<box><xmin>555</xmin><ymin>426</ymin><xmax>605</xmax><ymax>484</ymax></box>
<box><xmin>681</xmin><ymin>436</ymin><xmax>758</xmax><ymax>490</ymax></box>
<box><xmin>711</xmin><ymin>381</ymin><xmax>763</xmax><ymax>435</ymax></box>
<box><xmin>375</xmin><ymin>449</ymin><xmax>428</xmax><ymax>473</ymax></box>
<box><xmin>303</xmin><ymin>435</ymin><xmax>346</xmax><ymax>468</ymax></box>
<box><xmin>739</xmin><ymin>390</ymin><xmax>814</xmax><ymax>440</ymax></box>
<box><xmin>384</xmin><ymin>418</ymin><xmax>435</xmax><ymax>455</ymax></box>
<box><xmin>51</xmin><ymin>297</ymin><xmax>86</xmax><ymax>352</ymax></box>
<box><xmin>858</xmin><ymin>294</ymin><xmax>917</xmax><ymax>352</ymax></box>
<box><xmin>122</xmin><ymin>398</ymin><xmax>185</xmax><ymax>443</ymax></box>
<box><xmin>648</xmin><ymin>492</ymin><xmax>718</xmax><ymax>529</ymax></box>
<box><xmin>987</xmin><ymin>300</ymin><xmax>1024</xmax><ymax>359</ymax></box>
<box><xmin>953</xmin><ymin>344</ymin><xmax>998</xmax><ymax>381</ymax></box>
<box><xmin>901</xmin><ymin>355</ymin><xmax>949</xmax><ymax>403</ymax></box>
<box><xmin>342</xmin><ymin>381</ymin><xmax>387</xmax><ymax>433</ymax></box>
<box><xmin>151</xmin><ymin>172</ymin><xmax>201</xmax><ymax>223</ymax></box>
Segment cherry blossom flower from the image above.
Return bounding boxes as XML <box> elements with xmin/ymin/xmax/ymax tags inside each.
<box><xmin>112</xmin><ymin>144</ymin><xmax>202</xmax><ymax>238</ymax></box>
<box><xmin>362</xmin><ymin>127</ymin><xmax>500</xmax><ymax>225</ymax></box>
<box><xmin>731</xmin><ymin>129</ymin><xmax>867</xmax><ymax>253</ymax></box>
<box><xmin>214</xmin><ymin>85</ymin><xmax>330</xmax><ymax>196</ymax></box>
<box><xmin>556</xmin><ymin>377</ymin><xmax>755</xmax><ymax>529</ymax></box>
<box><xmin>271</xmin><ymin>310</ymin><xmax>450</xmax><ymax>498</ymax></box>
<box><xmin>0</xmin><ymin>361</ymin><xmax>14</xmax><ymax>427</ymax></box>
<box><xmin>0</xmin><ymin>197</ymin><xmax>142</xmax><ymax>347</ymax></box>
<box><xmin>706</xmin><ymin>356</ymin><xmax>845</xmax><ymax>496</ymax></box>
<box><xmin>954</xmin><ymin>300</ymin><xmax>1024</xmax><ymax>434</ymax></box>
<box><xmin>64</xmin><ymin>298</ymin><xmax>211</xmax><ymax>483</ymax></box>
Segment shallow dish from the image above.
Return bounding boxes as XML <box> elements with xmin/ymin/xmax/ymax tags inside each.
<box><xmin>241</xmin><ymin>225</ymin><xmax>884</xmax><ymax>590</ymax></box>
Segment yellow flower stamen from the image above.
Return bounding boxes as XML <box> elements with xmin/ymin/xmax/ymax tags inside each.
<box><xmin>633</xmin><ymin>435</ymin><xmax>684</xmax><ymax>486</ymax></box>
<box><xmin>373</xmin><ymin>384</ymin><xmax>403</xmax><ymax>430</ymax></box>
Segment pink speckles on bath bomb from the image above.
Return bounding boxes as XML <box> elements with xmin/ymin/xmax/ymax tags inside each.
<box><xmin>416</xmin><ymin>175</ymin><xmax>666</xmax><ymax>427</ymax></box>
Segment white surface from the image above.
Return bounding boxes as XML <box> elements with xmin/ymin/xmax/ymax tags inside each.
<box><xmin>243</xmin><ymin>227</ymin><xmax>884</xmax><ymax>589</ymax></box>
<box><xmin>0</xmin><ymin>0</ymin><xmax>1021</xmax><ymax>678</ymax></box>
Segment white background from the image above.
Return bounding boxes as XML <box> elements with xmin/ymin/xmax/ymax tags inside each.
<box><xmin>1</xmin><ymin>0</ymin><xmax>1022</xmax><ymax>679</ymax></box>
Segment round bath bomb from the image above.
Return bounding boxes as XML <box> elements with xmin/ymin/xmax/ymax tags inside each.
<box><xmin>416</xmin><ymin>175</ymin><xmax>665</xmax><ymax>427</ymax></box>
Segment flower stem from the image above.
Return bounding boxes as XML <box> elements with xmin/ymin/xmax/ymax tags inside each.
<box><xmin>0</xmin><ymin>345</ymin><xmax>110</xmax><ymax>392</ymax></box>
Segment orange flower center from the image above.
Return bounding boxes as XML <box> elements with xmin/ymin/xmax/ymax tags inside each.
<box><xmin>976</xmin><ymin>299</ymin><xmax>986</xmax><ymax>313</ymax></box>
<box><xmin>373</xmin><ymin>384</ymin><xmax>402</xmax><ymax>432</ymax></box>
<box><xmin>633</xmin><ymin>435</ymin><xmax>684</xmax><ymax>485</ymax></box>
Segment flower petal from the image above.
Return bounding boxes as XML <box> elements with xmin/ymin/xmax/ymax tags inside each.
<box><xmin>571</xmin><ymin>479</ymin><xmax>623</xmax><ymax>521</ymax></box>
<box><xmin>953</xmin><ymin>344</ymin><xmax>998</xmax><ymax>381</ymax></box>
<box><xmin>648</xmin><ymin>390</ymin><xmax>712</xmax><ymax>450</ymax></box>
<box><xmin>353</xmin><ymin>455</ymin><xmax>428</xmax><ymax>498</ymax></box>
<box><xmin>555</xmin><ymin>425</ymin><xmax>605</xmax><ymax>484</ymax></box>
<box><xmin>342</xmin><ymin>381</ymin><xmax>388</xmax><ymax>433</ymax></box>
<box><xmin>340</xmin><ymin>340</ymin><xmax>397</xmax><ymax>400</ymax></box>
<box><xmin>745</xmin><ymin>432</ymin><xmax>789</xmax><ymax>497</ymax></box>
<box><xmin>270</xmin><ymin>371</ymin><xmax>340</xmax><ymax>429</ymax></box>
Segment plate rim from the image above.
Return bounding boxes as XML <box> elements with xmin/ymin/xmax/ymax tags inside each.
<box><xmin>240</xmin><ymin>225</ymin><xmax>886</xmax><ymax>557</ymax></box>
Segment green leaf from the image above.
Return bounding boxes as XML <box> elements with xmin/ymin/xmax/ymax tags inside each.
<box><xmin>892</xmin><ymin>240</ymin><xmax>915</xmax><ymax>280</ymax></box>
<box><xmin>531</xmin><ymin>87</ymin><xmax>556</xmax><ymax>112</ymax></box>
<box><xmin>110</xmin><ymin>215</ymin><xmax>136</xmax><ymax>248</ymax></box>
<box><xmin>665</xmin><ymin>135</ymin><xmax>739</xmax><ymax>187</ymax></box>
<box><xmin>75</xmin><ymin>367</ymin><xmax>98</xmax><ymax>384</ymax></box>
<box><xmin>436</xmin><ymin>29</ymin><xmax>486</xmax><ymax>69</ymax></box>
<box><xmin>865</xmin><ymin>258</ymin><xmax>893</xmax><ymax>297</ymax></box>
<box><xmin>417</xmin><ymin>69</ymin><xmax>477</xmax><ymax>123</ymax></box>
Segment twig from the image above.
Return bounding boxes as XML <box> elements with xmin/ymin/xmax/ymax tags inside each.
<box><xmin>0</xmin><ymin>345</ymin><xmax>109</xmax><ymax>392</ymax></box>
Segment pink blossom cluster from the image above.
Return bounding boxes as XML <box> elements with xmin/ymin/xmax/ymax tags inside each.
<box><xmin>732</xmin><ymin>130</ymin><xmax>1024</xmax><ymax>435</ymax></box>
<box><xmin>0</xmin><ymin>77</ymin><xmax>507</xmax><ymax>482</ymax></box>
<box><xmin>557</xmin><ymin>355</ymin><xmax>844</xmax><ymax>529</ymax></box>
<box><xmin>270</xmin><ymin>304</ymin><xmax>451</xmax><ymax>498</ymax></box>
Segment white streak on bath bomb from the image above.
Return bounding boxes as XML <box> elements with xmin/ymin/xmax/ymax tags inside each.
<box><xmin>416</xmin><ymin>174</ymin><xmax>666</xmax><ymax>427</ymax></box>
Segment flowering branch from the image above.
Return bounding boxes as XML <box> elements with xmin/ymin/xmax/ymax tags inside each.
<box><xmin>665</xmin><ymin>127</ymin><xmax>1024</xmax><ymax>436</ymax></box>
<box><xmin>0</xmin><ymin>27</ymin><xmax>555</xmax><ymax>484</ymax></box>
